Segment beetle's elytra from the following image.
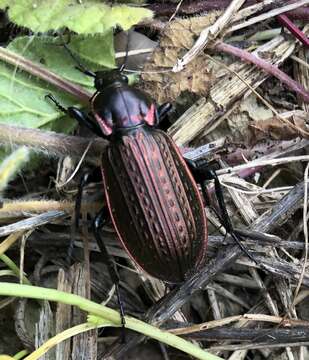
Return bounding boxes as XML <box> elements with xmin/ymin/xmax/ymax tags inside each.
<box><xmin>102</xmin><ymin>127</ymin><xmax>207</xmax><ymax>283</ymax></box>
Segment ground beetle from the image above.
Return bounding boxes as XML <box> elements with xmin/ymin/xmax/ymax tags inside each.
<box><xmin>47</xmin><ymin>52</ymin><xmax>254</xmax><ymax>330</ymax></box>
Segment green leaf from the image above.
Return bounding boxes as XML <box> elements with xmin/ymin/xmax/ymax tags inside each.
<box><xmin>69</xmin><ymin>33</ymin><xmax>116</xmax><ymax>69</ymax></box>
<box><xmin>0</xmin><ymin>0</ymin><xmax>153</xmax><ymax>34</ymax></box>
<box><xmin>0</xmin><ymin>35</ymin><xmax>110</xmax><ymax>133</ymax></box>
<box><xmin>0</xmin><ymin>57</ymin><xmax>76</xmax><ymax>131</ymax></box>
<box><xmin>9</xmin><ymin>34</ymin><xmax>115</xmax><ymax>85</ymax></box>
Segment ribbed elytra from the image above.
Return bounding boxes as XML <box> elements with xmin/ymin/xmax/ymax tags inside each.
<box><xmin>102</xmin><ymin>126</ymin><xmax>208</xmax><ymax>283</ymax></box>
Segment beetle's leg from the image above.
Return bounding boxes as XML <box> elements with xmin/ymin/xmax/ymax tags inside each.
<box><xmin>68</xmin><ymin>171</ymin><xmax>93</xmax><ymax>262</ymax></box>
<box><xmin>158</xmin><ymin>102</ymin><xmax>172</xmax><ymax>121</ymax></box>
<box><xmin>93</xmin><ymin>207</ymin><xmax>126</xmax><ymax>342</ymax></box>
<box><xmin>45</xmin><ymin>94</ymin><xmax>103</xmax><ymax>137</ymax></box>
<box><xmin>186</xmin><ymin>159</ymin><xmax>258</xmax><ymax>265</ymax></box>
<box><xmin>72</xmin><ymin>175</ymin><xmax>126</xmax><ymax>339</ymax></box>
<box><xmin>155</xmin><ymin>102</ymin><xmax>173</xmax><ymax>130</ymax></box>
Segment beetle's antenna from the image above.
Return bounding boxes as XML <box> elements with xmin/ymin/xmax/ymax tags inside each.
<box><xmin>119</xmin><ymin>29</ymin><xmax>131</xmax><ymax>73</ymax></box>
<box><xmin>62</xmin><ymin>42</ymin><xmax>96</xmax><ymax>78</ymax></box>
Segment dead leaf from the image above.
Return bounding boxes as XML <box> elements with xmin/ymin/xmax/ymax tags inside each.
<box><xmin>141</xmin><ymin>13</ymin><xmax>220</xmax><ymax>103</ymax></box>
<box><xmin>249</xmin><ymin>113</ymin><xmax>309</xmax><ymax>143</ymax></box>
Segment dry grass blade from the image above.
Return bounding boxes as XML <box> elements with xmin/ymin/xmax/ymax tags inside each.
<box><xmin>227</xmin><ymin>0</ymin><xmax>309</xmax><ymax>33</ymax></box>
<box><xmin>0</xmin><ymin>211</ymin><xmax>65</xmax><ymax>237</ymax></box>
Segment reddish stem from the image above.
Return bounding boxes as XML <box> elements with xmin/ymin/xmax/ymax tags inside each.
<box><xmin>215</xmin><ymin>41</ymin><xmax>309</xmax><ymax>103</ymax></box>
<box><xmin>276</xmin><ymin>14</ymin><xmax>309</xmax><ymax>48</ymax></box>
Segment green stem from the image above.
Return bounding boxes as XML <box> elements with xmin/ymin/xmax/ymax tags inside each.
<box><xmin>14</xmin><ymin>350</ymin><xmax>29</xmax><ymax>359</ymax></box>
<box><xmin>0</xmin><ymin>282</ymin><xmax>222</xmax><ymax>360</ymax></box>
<box><xmin>0</xmin><ymin>256</ymin><xmax>31</xmax><ymax>285</ymax></box>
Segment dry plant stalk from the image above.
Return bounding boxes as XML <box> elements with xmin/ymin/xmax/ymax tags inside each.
<box><xmin>56</xmin><ymin>269</ymin><xmax>73</xmax><ymax>359</ymax></box>
<box><xmin>294</xmin><ymin>48</ymin><xmax>309</xmax><ymax>111</ymax></box>
<box><xmin>232</xmin><ymin>0</ymin><xmax>276</xmax><ymax>23</ymax></box>
<box><xmin>0</xmin><ymin>211</ymin><xmax>65</xmax><ymax>237</ymax></box>
<box><xmin>71</xmin><ymin>264</ymin><xmax>97</xmax><ymax>360</ymax></box>
<box><xmin>0</xmin><ymin>200</ymin><xmax>101</xmax><ymax>219</ymax></box>
<box><xmin>0</xmin><ymin>124</ymin><xmax>107</xmax><ymax>161</ymax></box>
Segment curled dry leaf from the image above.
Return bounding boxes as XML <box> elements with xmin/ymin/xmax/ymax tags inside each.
<box><xmin>249</xmin><ymin>112</ymin><xmax>309</xmax><ymax>143</ymax></box>
<box><xmin>141</xmin><ymin>14</ymin><xmax>220</xmax><ymax>103</ymax></box>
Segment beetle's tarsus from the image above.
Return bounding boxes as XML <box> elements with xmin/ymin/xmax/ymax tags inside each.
<box><xmin>116</xmin><ymin>283</ymin><xmax>126</xmax><ymax>343</ymax></box>
<box><xmin>155</xmin><ymin>102</ymin><xmax>173</xmax><ymax>129</ymax></box>
<box><xmin>209</xmin><ymin>168</ymin><xmax>258</xmax><ymax>264</ymax></box>
<box><xmin>46</xmin><ymin>94</ymin><xmax>103</xmax><ymax>137</ymax></box>
<box><xmin>45</xmin><ymin>93</ymin><xmax>67</xmax><ymax>113</ymax></box>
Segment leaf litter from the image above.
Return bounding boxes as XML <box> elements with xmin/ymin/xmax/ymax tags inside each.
<box><xmin>0</xmin><ymin>1</ymin><xmax>309</xmax><ymax>359</ymax></box>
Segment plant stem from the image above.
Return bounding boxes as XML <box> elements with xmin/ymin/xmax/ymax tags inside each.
<box><xmin>0</xmin><ymin>283</ymin><xmax>223</xmax><ymax>360</ymax></box>
<box><xmin>276</xmin><ymin>14</ymin><xmax>309</xmax><ymax>48</ymax></box>
<box><xmin>0</xmin><ymin>124</ymin><xmax>107</xmax><ymax>161</ymax></box>
<box><xmin>14</xmin><ymin>350</ymin><xmax>29</xmax><ymax>360</ymax></box>
<box><xmin>0</xmin><ymin>47</ymin><xmax>91</xmax><ymax>103</ymax></box>
<box><xmin>0</xmin><ymin>256</ymin><xmax>31</xmax><ymax>285</ymax></box>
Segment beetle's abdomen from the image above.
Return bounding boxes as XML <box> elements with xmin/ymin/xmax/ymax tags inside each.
<box><xmin>102</xmin><ymin>127</ymin><xmax>207</xmax><ymax>283</ymax></box>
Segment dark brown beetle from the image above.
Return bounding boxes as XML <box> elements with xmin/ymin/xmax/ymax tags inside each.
<box><xmin>49</xmin><ymin>69</ymin><xmax>208</xmax><ymax>283</ymax></box>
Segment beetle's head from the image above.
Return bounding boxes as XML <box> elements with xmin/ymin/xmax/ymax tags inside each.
<box><xmin>94</xmin><ymin>69</ymin><xmax>128</xmax><ymax>91</ymax></box>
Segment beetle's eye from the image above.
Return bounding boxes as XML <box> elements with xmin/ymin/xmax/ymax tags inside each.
<box><xmin>95</xmin><ymin>78</ymin><xmax>104</xmax><ymax>89</ymax></box>
<box><xmin>121</xmin><ymin>75</ymin><xmax>128</xmax><ymax>84</ymax></box>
